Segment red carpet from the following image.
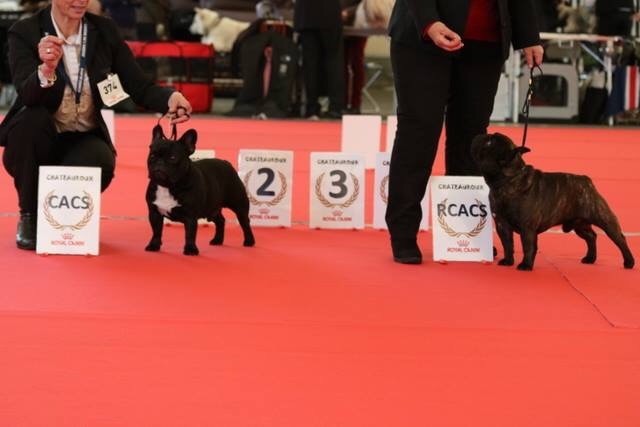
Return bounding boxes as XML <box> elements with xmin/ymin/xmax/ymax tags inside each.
<box><xmin>0</xmin><ymin>116</ymin><xmax>639</xmax><ymax>426</ymax></box>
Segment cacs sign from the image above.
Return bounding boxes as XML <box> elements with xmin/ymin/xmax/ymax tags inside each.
<box><xmin>37</xmin><ymin>167</ymin><xmax>101</xmax><ymax>255</ymax></box>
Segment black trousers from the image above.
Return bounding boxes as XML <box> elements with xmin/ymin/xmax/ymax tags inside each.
<box><xmin>385</xmin><ymin>41</ymin><xmax>503</xmax><ymax>241</ymax></box>
<box><xmin>298</xmin><ymin>28</ymin><xmax>345</xmax><ymax>116</ymax></box>
<box><xmin>2</xmin><ymin>107</ymin><xmax>115</xmax><ymax>214</ymax></box>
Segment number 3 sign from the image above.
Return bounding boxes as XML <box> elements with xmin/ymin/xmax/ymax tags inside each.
<box><xmin>309</xmin><ymin>152</ymin><xmax>365</xmax><ymax>229</ymax></box>
<box><xmin>238</xmin><ymin>150</ymin><xmax>293</xmax><ymax>227</ymax></box>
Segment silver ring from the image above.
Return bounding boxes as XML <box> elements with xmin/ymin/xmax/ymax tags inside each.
<box><xmin>46</xmin><ymin>48</ymin><xmax>51</xmax><ymax>54</ymax></box>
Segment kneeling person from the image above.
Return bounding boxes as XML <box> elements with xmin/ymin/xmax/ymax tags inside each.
<box><xmin>0</xmin><ymin>0</ymin><xmax>192</xmax><ymax>250</ymax></box>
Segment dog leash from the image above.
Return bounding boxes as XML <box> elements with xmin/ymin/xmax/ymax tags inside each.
<box><xmin>520</xmin><ymin>65</ymin><xmax>543</xmax><ymax>149</ymax></box>
<box><xmin>158</xmin><ymin>107</ymin><xmax>191</xmax><ymax>140</ymax></box>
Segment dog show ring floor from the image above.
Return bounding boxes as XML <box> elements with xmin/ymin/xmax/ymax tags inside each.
<box><xmin>0</xmin><ymin>115</ymin><xmax>639</xmax><ymax>426</ymax></box>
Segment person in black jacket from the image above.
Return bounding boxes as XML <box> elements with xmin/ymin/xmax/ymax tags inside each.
<box><xmin>385</xmin><ymin>0</ymin><xmax>544</xmax><ymax>264</ymax></box>
<box><xmin>595</xmin><ymin>0</ymin><xmax>639</xmax><ymax>36</ymax></box>
<box><xmin>0</xmin><ymin>1</ymin><xmax>192</xmax><ymax>250</ymax></box>
<box><xmin>294</xmin><ymin>0</ymin><xmax>345</xmax><ymax>118</ymax></box>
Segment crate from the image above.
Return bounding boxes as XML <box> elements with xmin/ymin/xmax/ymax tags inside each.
<box><xmin>126</xmin><ymin>41</ymin><xmax>215</xmax><ymax>113</ymax></box>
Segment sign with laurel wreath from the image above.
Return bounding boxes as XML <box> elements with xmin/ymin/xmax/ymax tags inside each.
<box><xmin>238</xmin><ymin>150</ymin><xmax>293</xmax><ymax>227</ymax></box>
<box><xmin>309</xmin><ymin>152</ymin><xmax>365</xmax><ymax>229</ymax></box>
<box><xmin>430</xmin><ymin>176</ymin><xmax>493</xmax><ymax>262</ymax></box>
<box><xmin>36</xmin><ymin>166</ymin><xmax>101</xmax><ymax>256</ymax></box>
<box><xmin>372</xmin><ymin>152</ymin><xmax>430</xmax><ymax>231</ymax></box>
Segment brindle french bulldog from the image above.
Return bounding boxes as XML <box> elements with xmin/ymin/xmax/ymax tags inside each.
<box><xmin>471</xmin><ymin>132</ymin><xmax>634</xmax><ymax>271</ymax></box>
<box><xmin>145</xmin><ymin>125</ymin><xmax>255</xmax><ymax>255</ymax></box>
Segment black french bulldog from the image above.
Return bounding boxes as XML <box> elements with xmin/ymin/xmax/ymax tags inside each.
<box><xmin>145</xmin><ymin>125</ymin><xmax>255</xmax><ymax>255</ymax></box>
<box><xmin>471</xmin><ymin>132</ymin><xmax>634</xmax><ymax>271</ymax></box>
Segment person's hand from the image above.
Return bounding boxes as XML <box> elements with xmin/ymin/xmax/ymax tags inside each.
<box><xmin>632</xmin><ymin>12</ymin><xmax>640</xmax><ymax>22</ymax></box>
<box><xmin>425</xmin><ymin>21</ymin><xmax>464</xmax><ymax>52</ymax></box>
<box><xmin>167</xmin><ymin>91</ymin><xmax>192</xmax><ymax>124</ymax></box>
<box><xmin>38</xmin><ymin>35</ymin><xmax>64</xmax><ymax>78</ymax></box>
<box><xmin>522</xmin><ymin>44</ymin><xmax>544</xmax><ymax>68</ymax></box>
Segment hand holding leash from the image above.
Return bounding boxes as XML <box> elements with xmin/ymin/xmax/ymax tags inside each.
<box><xmin>158</xmin><ymin>108</ymin><xmax>189</xmax><ymax>141</ymax></box>
<box><xmin>167</xmin><ymin>92</ymin><xmax>192</xmax><ymax>125</ymax></box>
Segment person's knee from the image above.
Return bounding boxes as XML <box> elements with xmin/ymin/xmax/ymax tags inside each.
<box><xmin>101</xmin><ymin>167</ymin><xmax>114</xmax><ymax>192</ymax></box>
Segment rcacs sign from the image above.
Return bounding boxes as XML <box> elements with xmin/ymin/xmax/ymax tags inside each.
<box><xmin>430</xmin><ymin>176</ymin><xmax>493</xmax><ymax>262</ymax></box>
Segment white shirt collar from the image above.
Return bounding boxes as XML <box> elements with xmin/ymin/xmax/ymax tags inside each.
<box><xmin>50</xmin><ymin>12</ymin><xmax>82</xmax><ymax>45</ymax></box>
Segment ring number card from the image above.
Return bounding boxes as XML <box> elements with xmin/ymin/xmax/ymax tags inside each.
<box><xmin>97</xmin><ymin>74</ymin><xmax>130</xmax><ymax>107</ymax></box>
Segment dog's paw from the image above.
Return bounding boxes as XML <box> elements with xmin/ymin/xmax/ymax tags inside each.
<box><xmin>581</xmin><ymin>255</ymin><xmax>596</xmax><ymax>264</ymax></box>
<box><xmin>209</xmin><ymin>237</ymin><xmax>223</xmax><ymax>246</ymax></box>
<box><xmin>516</xmin><ymin>262</ymin><xmax>533</xmax><ymax>271</ymax></box>
<box><xmin>624</xmin><ymin>258</ymin><xmax>635</xmax><ymax>269</ymax></box>
<box><xmin>243</xmin><ymin>237</ymin><xmax>255</xmax><ymax>247</ymax></box>
<box><xmin>183</xmin><ymin>244</ymin><xmax>199</xmax><ymax>256</ymax></box>
<box><xmin>498</xmin><ymin>258</ymin><xmax>514</xmax><ymax>266</ymax></box>
<box><xmin>145</xmin><ymin>241</ymin><xmax>161</xmax><ymax>252</ymax></box>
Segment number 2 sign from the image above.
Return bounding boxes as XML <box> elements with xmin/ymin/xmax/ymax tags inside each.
<box><xmin>238</xmin><ymin>150</ymin><xmax>293</xmax><ymax>227</ymax></box>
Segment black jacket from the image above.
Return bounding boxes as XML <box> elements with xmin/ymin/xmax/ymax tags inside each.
<box><xmin>595</xmin><ymin>0</ymin><xmax>635</xmax><ymax>15</ymax></box>
<box><xmin>388</xmin><ymin>0</ymin><xmax>541</xmax><ymax>60</ymax></box>
<box><xmin>293</xmin><ymin>0</ymin><xmax>342</xmax><ymax>30</ymax></box>
<box><xmin>0</xmin><ymin>7</ymin><xmax>174</xmax><ymax>150</ymax></box>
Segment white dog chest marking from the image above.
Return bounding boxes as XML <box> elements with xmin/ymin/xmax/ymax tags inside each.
<box><xmin>153</xmin><ymin>186</ymin><xmax>181</xmax><ymax>216</ymax></box>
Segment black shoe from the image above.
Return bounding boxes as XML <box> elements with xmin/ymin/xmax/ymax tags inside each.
<box><xmin>391</xmin><ymin>238</ymin><xmax>422</xmax><ymax>264</ymax></box>
<box><xmin>16</xmin><ymin>213</ymin><xmax>36</xmax><ymax>250</ymax></box>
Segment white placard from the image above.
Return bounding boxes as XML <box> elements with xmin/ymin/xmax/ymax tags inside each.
<box><xmin>430</xmin><ymin>176</ymin><xmax>493</xmax><ymax>262</ymax></box>
<box><xmin>97</xmin><ymin>74</ymin><xmax>130</xmax><ymax>107</ymax></box>
<box><xmin>373</xmin><ymin>152</ymin><xmax>429</xmax><ymax>231</ymax></box>
<box><xmin>385</xmin><ymin>115</ymin><xmax>397</xmax><ymax>152</ymax></box>
<box><xmin>309</xmin><ymin>152</ymin><xmax>365</xmax><ymax>229</ymax></box>
<box><xmin>36</xmin><ymin>166</ymin><xmax>101</xmax><ymax>255</ymax></box>
<box><xmin>190</xmin><ymin>149</ymin><xmax>216</xmax><ymax>161</ymax></box>
<box><xmin>238</xmin><ymin>149</ymin><xmax>293</xmax><ymax>227</ymax></box>
<box><xmin>100</xmin><ymin>109</ymin><xmax>115</xmax><ymax>146</ymax></box>
<box><xmin>340</xmin><ymin>115</ymin><xmax>382</xmax><ymax>169</ymax></box>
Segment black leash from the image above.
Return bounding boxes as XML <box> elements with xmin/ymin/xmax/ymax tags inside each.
<box><xmin>157</xmin><ymin>107</ymin><xmax>190</xmax><ymax>140</ymax></box>
<box><xmin>520</xmin><ymin>65</ymin><xmax>543</xmax><ymax>149</ymax></box>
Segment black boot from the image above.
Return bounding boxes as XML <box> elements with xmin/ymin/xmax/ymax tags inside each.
<box><xmin>16</xmin><ymin>213</ymin><xmax>36</xmax><ymax>250</ymax></box>
<box><xmin>391</xmin><ymin>238</ymin><xmax>422</xmax><ymax>264</ymax></box>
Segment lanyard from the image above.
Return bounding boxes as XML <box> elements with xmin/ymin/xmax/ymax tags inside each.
<box><xmin>60</xmin><ymin>19</ymin><xmax>88</xmax><ymax>105</ymax></box>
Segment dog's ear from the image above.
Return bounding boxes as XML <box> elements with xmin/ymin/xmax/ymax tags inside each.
<box><xmin>492</xmin><ymin>132</ymin><xmax>514</xmax><ymax>146</ymax></box>
<box><xmin>152</xmin><ymin>124</ymin><xmax>165</xmax><ymax>141</ymax></box>
<box><xmin>180</xmin><ymin>129</ymin><xmax>198</xmax><ymax>155</ymax></box>
<box><xmin>470</xmin><ymin>133</ymin><xmax>489</xmax><ymax>159</ymax></box>
<box><xmin>501</xmin><ymin>145</ymin><xmax>530</xmax><ymax>166</ymax></box>
<box><xmin>471</xmin><ymin>133</ymin><xmax>489</xmax><ymax>146</ymax></box>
